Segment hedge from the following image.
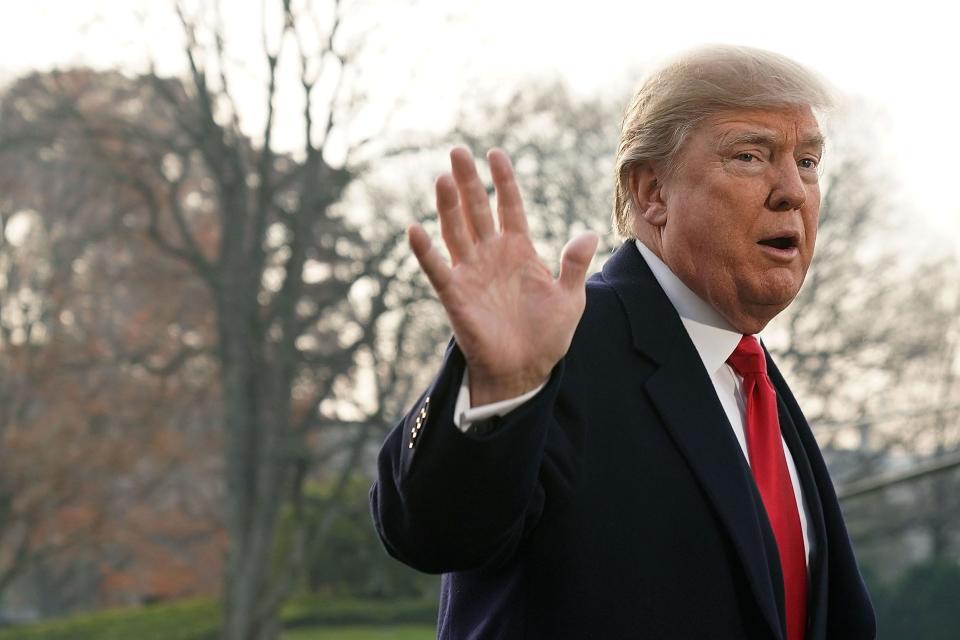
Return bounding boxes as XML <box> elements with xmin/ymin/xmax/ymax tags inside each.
<box><xmin>0</xmin><ymin>596</ymin><xmax>437</xmax><ymax>640</ymax></box>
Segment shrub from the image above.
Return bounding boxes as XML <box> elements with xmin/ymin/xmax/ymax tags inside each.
<box><xmin>881</xmin><ymin>558</ymin><xmax>960</xmax><ymax>640</ymax></box>
<box><xmin>0</xmin><ymin>596</ymin><xmax>436</xmax><ymax>640</ymax></box>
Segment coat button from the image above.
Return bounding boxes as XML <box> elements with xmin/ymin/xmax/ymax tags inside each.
<box><xmin>408</xmin><ymin>399</ymin><xmax>429</xmax><ymax>448</ymax></box>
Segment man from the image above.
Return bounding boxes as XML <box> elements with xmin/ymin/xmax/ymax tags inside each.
<box><xmin>370</xmin><ymin>45</ymin><xmax>876</xmax><ymax>639</ymax></box>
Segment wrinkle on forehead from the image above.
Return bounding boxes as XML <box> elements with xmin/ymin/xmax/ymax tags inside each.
<box><xmin>716</xmin><ymin>129</ymin><xmax>825</xmax><ymax>155</ymax></box>
<box><xmin>707</xmin><ymin>107</ymin><xmax>824</xmax><ymax>153</ymax></box>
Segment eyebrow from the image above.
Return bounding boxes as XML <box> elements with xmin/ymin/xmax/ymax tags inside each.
<box><xmin>718</xmin><ymin>130</ymin><xmax>825</xmax><ymax>154</ymax></box>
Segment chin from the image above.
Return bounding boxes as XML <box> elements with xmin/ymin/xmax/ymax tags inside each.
<box><xmin>735</xmin><ymin>288</ymin><xmax>799</xmax><ymax>331</ymax></box>
<box><xmin>753</xmin><ymin>274</ymin><xmax>804</xmax><ymax>308</ymax></box>
<box><xmin>754</xmin><ymin>295</ymin><xmax>797</xmax><ymax>318</ymax></box>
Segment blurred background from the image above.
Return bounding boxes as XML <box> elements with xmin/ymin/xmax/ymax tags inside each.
<box><xmin>0</xmin><ymin>1</ymin><xmax>958</xmax><ymax>639</ymax></box>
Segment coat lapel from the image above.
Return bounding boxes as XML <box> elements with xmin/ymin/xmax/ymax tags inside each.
<box><xmin>601</xmin><ymin>243</ymin><xmax>785</xmax><ymax>639</ymax></box>
<box><xmin>770</xmin><ymin>359</ymin><xmax>830</xmax><ymax>640</ymax></box>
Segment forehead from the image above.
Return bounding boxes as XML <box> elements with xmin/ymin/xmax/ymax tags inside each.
<box><xmin>697</xmin><ymin>106</ymin><xmax>824</xmax><ymax>150</ymax></box>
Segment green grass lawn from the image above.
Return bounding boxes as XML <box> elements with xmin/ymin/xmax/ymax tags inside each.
<box><xmin>282</xmin><ymin>625</ymin><xmax>435</xmax><ymax>640</ymax></box>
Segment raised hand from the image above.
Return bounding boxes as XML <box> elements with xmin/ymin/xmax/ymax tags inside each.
<box><xmin>408</xmin><ymin>147</ymin><xmax>599</xmax><ymax>406</ymax></box>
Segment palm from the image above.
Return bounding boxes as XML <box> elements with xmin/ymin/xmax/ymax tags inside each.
<box><xmin>409</xmin><ymin>148</ymin><xmax>598</xmax><ymax>406</ymax></box>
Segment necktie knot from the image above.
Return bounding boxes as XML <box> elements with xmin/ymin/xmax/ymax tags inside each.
<box><xmin>727</xmin><ymin>335</ymin><xmax>767</xmax><ymax>376</ymax></box>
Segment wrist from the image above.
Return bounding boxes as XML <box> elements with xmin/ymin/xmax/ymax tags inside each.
<box><xmin>468</xmin><ymin>368</ymin><xmax>549</xmax><ymax>407</ymax></box>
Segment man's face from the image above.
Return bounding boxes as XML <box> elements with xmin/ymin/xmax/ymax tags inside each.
<box><xmin>645</xmin><ymin>106</ymin><xmax>823</xmax><ymax>333</ymax></box>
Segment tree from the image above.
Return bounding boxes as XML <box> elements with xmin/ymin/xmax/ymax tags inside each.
<box><xmin>0</xmin><ymin>1</ymin><xmax>445</xmax><ymax>635</ymax></box>
<box><xmin>0</xmin><ymin>70</ymin><xmax>227</xmax><ymax>614</ymax></box>
<box><xmin>452</xmin><ymin>80</ymin><xmax>620</xmax><ymax>262</ymax></box>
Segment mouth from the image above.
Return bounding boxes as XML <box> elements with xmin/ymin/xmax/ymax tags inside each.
<box><xmin>757</xmin><ymin>233</ymin><xmax>800</xmax><ymax>258</ymax></box>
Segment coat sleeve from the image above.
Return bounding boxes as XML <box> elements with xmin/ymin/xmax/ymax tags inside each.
<box><xmin>369</xmin><ymin>341</ymin><xmax>580</xmax><ymax>574</ymax></box>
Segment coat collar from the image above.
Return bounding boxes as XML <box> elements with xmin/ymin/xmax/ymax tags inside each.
<box><xmin>600</xmin><ymin>241</ymin><xmax>791</xmax><ymax>639</ymax></box>
<box><xmin>600</xmin><ymin>242</ymin><xmax>687</xmax><ymax>365</ymax></box>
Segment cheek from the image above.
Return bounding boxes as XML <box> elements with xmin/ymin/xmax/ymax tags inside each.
<box><xmin>804</xmin><ymin>210</ymin><xmax>820</xmax><ymax>251</ymax></box>
<box><xmin>666</xmin><ymin>180</ymin><xmax>754</xmax><ymax>258</ymax></box>
<box><xmin>805</xmin><ymin>187</ymin><xmax>821</xmax><ymax>227</ymax></box>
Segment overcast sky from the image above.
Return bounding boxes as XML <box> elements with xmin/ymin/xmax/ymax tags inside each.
<box><xmin>2</xmin><ymin>0</ymin><xmax>957</xmax><ymax>252</ymax></box>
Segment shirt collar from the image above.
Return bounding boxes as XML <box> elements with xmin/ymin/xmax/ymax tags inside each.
<box><xmin>634</xmin><ymin>239</ymin><xmax>749</xmax><ymax>374</ymax></box>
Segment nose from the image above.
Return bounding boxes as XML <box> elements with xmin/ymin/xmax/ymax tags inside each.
<box><xmin>766</xmin><ymin>160</ymin><xmax>806</xmax><ymax>212</ymax></box>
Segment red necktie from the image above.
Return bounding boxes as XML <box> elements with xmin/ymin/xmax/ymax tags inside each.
<box><xmin>727</xmin><ymin>335</ymin><xmax>807</xmax><ymax>640</ymax></box>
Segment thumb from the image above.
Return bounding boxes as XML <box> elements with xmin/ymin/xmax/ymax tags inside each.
<box><xmin>558</xmin><ymin>232</ymin><xmax>599</xmax><ymax>292</ymax></box>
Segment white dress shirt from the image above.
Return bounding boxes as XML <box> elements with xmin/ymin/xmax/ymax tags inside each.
<box><xmin>453</xmin><ymin>240</ymin><xmax>811</xmax><ymax>563</ymax></box>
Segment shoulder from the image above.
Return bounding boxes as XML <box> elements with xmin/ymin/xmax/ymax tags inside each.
<box><xmin>584</xmin><ymin>270</ymin><xmax>624</xmax><ymax>313</ymax></box>
<box><xmin>572</xmin><ymin>271</ymin><xmax>632</xmax><ymax>344</ymax></box>
<box><xmin>576</xmin><ymin>258</ymin><xmax>683</xmax><ymax>366</ymax></box>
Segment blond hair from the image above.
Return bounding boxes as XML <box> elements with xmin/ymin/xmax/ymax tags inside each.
<box><xmin>613</xmin><ymin>45</ymin><xmax>834</xmax><ymax>237</ymax></box>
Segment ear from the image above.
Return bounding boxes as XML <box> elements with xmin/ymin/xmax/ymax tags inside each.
<box><xmin>629</xmin><ymin>164</ymin><xmax>667</xmax><ymax>228</ymax></box>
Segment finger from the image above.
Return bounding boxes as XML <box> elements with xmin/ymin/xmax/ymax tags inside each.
<box><xmin>408</xmin><ymin>223</ymin><xmax>453</xmax><ymax>293</ymax></box>
<box><xmin>558</xmin><ymin>232</ymin><xmax>599</xmax><ymax>293</ymax></box>
<box><xmin>435</xmin><ymin>173</ymin><xmax>476</xmax><ymax>265</ymax></box>
<box><xmin>449</xmin><ymin>147</ymin><xmax>496</xmax><ymax>241</ymax></box>
<box><xmin>488</xmin><ymin>148</ymin><xmax>528</xmax><ymax>234</ymax></box>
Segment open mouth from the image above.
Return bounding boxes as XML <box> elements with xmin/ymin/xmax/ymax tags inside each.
<box><xmin>757</xmin><ymin>236</ymin><xmax>798</xmax><ymax>251</ymax></box>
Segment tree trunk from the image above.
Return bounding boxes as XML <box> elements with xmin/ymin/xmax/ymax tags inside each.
<box><xmin>217</xmin><ymin>286</ymin><xmax>288</xmax><ymax>640</ymax></box>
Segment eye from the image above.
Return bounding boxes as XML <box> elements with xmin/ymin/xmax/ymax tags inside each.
<box><xmin>735</xmin><ymin>152</ymin><xmax>758</xmax><ymax>162</ymax></box>
<box><xmin>798</xmin><ymin>157</ymin><xmax>819</xmax><ymax>170</ymax></box>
